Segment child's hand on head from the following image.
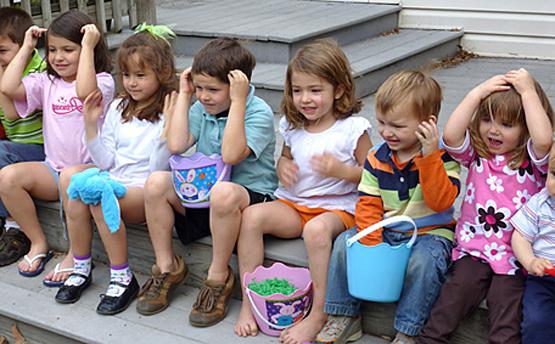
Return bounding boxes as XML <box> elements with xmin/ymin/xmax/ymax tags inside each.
<box><xmin>23</xmin><ymin>26</ymin><xmax>47</xmax><ymax>50</ymax></box>
<box><xmin>472</xmin><ymin>74</ymin><xmax>511</xmax><ymax>100</ymax></box>
<box><xmin>527</xmin><ymin>257</ymin><xmax>553</xmax><ymax>276</ymax></box>
<box><xmin>277</xmin><ymin>157</ymin><xmax>299</xmax><ymax>188</ymax></box>
<box><xmin>505</xmin><ymin>68</ymin><xmax>535</xmax><ymax>96</ymax></box>
<box><xmin>311</xmin><ymin>153</ymin><xmax>345</xmax><ymax>179</ymax></box>
<box><xmin>179</xmin><ymin>67</ymin><xmax>194</xmax><ymax>96</ymax></box>
<box><xmin>83</xmin><ymin>89</ymin><xmax>103</xmax><ymax>126</ymax></box>
<box><xmin>80</xmin><ymin>24</ymin><xmax>101</xmax><ymax>50</ymax></box>
<box><xmin>228</xmin><ymin>69</ymin><xmax>249</xmax><ymax>104</ymax></box>
<box><xmin>416</xmin><ymin>118</ymin><xmax>439</xmax><ymax>156</ymax></box>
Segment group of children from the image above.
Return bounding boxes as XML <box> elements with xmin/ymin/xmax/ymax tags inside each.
<box><xmin>0</xmin><ymin>6</ymin><xmax>553</xmax><ymax>344</ymax></box>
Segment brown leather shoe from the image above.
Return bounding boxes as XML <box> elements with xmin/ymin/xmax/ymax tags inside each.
<box><xmin>136</xmin><ymin>256</ymin><xmax>188</xmax><ymax>315</ymax></box>
<box><xmin>189</xmin><ymin>266</ymin><xmax>235</xmax><ymax>327</ymax></box>
<box><xmin>0</xmin><ymin>229</ymin><xmax>31</xmax><ymax>267</ymax></box>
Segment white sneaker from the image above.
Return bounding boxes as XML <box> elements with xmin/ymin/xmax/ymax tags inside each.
<box><xmin>315</xmin><ymin>315</ymin><xmax>362</xmax><ymax>344</ymax></box>
<box><xmin>392</xmin><ymin>332</ymin><xmax>416</xmax><ymax>344</ymax></box>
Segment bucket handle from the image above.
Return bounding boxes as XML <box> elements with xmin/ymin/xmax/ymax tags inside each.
<box><xmin>245</xmin><ymin>288</ymin><xmax>312</xmax><ymax>331</ymax></box>
<box><xmin>174</xmin><ymin>164</ymin><xmax>230</xmax><ymax>204</ymax></box>
<box><xmin>346</xmin><ymin>215</ymin><xmax>418</xmax><ymax>248</ymax></box>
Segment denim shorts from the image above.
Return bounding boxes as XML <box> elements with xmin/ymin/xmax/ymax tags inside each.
<box><xmin>42</xmin><ymin>160</ymin><xmax>60</xmax><ymax>187</ymax></box>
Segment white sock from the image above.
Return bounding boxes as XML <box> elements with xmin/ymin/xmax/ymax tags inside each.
<box><xmin>65</xmin><ymin>254</ymin><xmax>92</xmax><ymax>287</ymax></box>
<box><xmin>106</xmin><ymin>263</ymin><xmax>133</xmax><ymax>297</ymax></box>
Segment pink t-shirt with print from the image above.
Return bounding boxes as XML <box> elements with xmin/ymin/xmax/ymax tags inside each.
<box><xmin>15</xmin><ymin>72</ymin><xmax>114</xmax><ymax>171</ymax></box>
<box><xmin>443</xmin><ymin>132</ymin><xmax>547</xmax><ymax>275</ymax></box>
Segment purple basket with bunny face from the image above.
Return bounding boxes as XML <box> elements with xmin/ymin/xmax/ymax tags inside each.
<box><xmin>170</xmin><ymin>152</ymin><xmax>231</xmax><ymax>208</ymax></box>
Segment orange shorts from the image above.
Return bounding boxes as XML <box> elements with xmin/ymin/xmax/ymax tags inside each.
<box><xmin>277</xmin><ymin>199</ymin><xmax>355</xmax><ymax>229</ymax></box>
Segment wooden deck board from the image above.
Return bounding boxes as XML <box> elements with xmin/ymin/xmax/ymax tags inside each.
<box><xmin>158</xmin><ymin>0</ymin><xmax>398</xmax><ymax>42</ymax></box>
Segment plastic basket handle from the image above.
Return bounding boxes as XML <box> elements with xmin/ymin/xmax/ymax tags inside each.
<box><xmin>245</xmin><ymin>288</ymin><xmax>312</xmax><ymax>330</ymax></box>
<box><xmin>175</xmin><ymin>164</ymin><xmax>230</xmax><ymax>204</ymax></box>
<box><xmin>346</xmin><ymin>215</ymin><xmax>418</xmax><ymax>248</ymax></box>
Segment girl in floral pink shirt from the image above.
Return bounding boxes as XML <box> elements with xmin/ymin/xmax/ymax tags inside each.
<box><xmin>418</xmin><ymin>69</ymin><xmax>554</xmax><ymax>344</ymax></box>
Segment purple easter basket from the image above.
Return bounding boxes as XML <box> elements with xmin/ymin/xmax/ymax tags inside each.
<box><xmin>169</xmin><ymin>152</ymin><xmax>231</xmax><ymax>208</ymax></box>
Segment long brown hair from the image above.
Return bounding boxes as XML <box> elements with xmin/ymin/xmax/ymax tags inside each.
<box><xmin>469</xmin><ymin>81</ymin><xmax>554</xmax><ymax>169</ymax></box>
<box><xmin>281</xmin><ymin>39</ymin><xmax>361</xmax><ymax>129</ymax></box>
<box><xmin>116</xmin><ymin>31</ymin><xmax>177</xmax><ymax>122</ymax></box>
<box><xmin>45</xmin><ymin>10</ymin><xmax>112</xmax><ymax>77</ymax></box>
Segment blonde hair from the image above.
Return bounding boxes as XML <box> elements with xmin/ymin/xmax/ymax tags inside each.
<box><xmin>375</xmin><ymin>70</ymin><xmax>442</xmax><ymax>121</ymax></box>
<box><xmin>469</xmin><ymin>80</ymin><xmax>554</xmax><ymax>169</ymax></box>
<box><xmin>281</xmin><ymin>39</ymin><xmax>361</xmax><ymax>129</ymax></box>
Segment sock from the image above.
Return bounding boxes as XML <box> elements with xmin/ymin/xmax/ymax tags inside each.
<box><xmin>106</xmin><ymin>262</ymin><xmax>133</xmax><ymax>297</ymax></box>
<box><xmin>4</xmin><ymin>220</ymin><xmax>20</xmax><ymax>232</ymax></box>
<box><xmin>65</xmin><ymin>253</ymin><xmax>92</xmax><ymax>287</ymax></box>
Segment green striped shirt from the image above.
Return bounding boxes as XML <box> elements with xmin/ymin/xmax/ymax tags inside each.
<box><xmin>0</xmin><ymin>49</ymin><xmax>45</xmax><ymax>144</ymax></box>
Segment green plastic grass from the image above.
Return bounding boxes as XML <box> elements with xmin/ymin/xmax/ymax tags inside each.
<box><xmin>248</xmin><ymin>278</ymin><xmax>297</xmax><ymax>296</ymax></box>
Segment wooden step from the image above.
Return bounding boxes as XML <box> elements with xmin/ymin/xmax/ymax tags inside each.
<box><xmin>0</xmin><ymin>257</ymin><xmax>388</xmax><ymax>344</ymax></box>
<box><xmin>34</xmin><ymin>200</ymin><xmax>486</xmax><ymax>343</ymax></box>
<box><xmin>160</xmin><ymin>0</ymin><xmax>400</xmax><ymax>63</ymax></box>
<box><xmin>175</xmin><ymin>29</ymin><xmax>463</xmax><ymax>112</ymax></box>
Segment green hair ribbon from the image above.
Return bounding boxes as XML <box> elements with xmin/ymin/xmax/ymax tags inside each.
<box><xmin>135</xmin><ymin>23</ymin><xmax>176</xmax><ymax>43</ymax></box>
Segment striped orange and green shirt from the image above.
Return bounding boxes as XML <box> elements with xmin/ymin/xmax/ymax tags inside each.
<box><xmin>0</xmin><ymin>49</ymin><xmax>45</xmax><ymax>144</ymax></box>
<box><xmin>355</xmin><ymin>143</ymin><xmax>461</xmax><ymax>246</ymax></box>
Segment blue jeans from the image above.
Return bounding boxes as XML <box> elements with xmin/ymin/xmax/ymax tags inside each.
<box><xmin>324</xmin><ymin>227</ymin><xmax>453</xmax><ymax>336</ymax></box>
<box><xmin>522</xmin><ymin>275</ymin><xmax>555</xmax><ymax>344</ymax></box>
<box><xmin>0</xmin><ymin>141</ymin><xmax>45</xmax><ymax>218</ymax></box>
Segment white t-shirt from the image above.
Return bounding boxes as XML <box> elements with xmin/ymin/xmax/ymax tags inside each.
<box><xmin>274</xmin><ymin>116</ymin><xmax>371</xmax><ymax>214</ymax></box>
<box><xmin>86</xmin><ymin>99</ymin><xmax>171</xmax><ymax>187</ymax></box>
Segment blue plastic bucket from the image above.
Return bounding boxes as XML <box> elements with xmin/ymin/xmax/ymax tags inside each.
<box><xmin>346</xmin><ymin>215</ymin><xmax>417</xmax><ymax>302</ymax></box>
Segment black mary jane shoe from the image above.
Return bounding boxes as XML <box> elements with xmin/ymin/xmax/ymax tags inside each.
<box><xmin>55</xmin><ymin>273</ymin><xmax>92</xmax><ymax>304</ymax></box>
<box><xmin>96</xmin><ymin>275</ymin><xmax>139</xmax><ymax>315</ymax></box>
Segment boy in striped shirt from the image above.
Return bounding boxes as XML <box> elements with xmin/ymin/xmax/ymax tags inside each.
<box><xmin>511</xmin><ymin>141</ymin><xmax>555</xmax><ymax>344</ymax></box>
<box><xmin>0</xmin><ymin>7</ymin><xmax>46</xmax><ymax>267</ymax></box>
<box><xmin>316</xmin><ymin>71</ymin><xmax>461</xmax><ymax>344</ymax></box>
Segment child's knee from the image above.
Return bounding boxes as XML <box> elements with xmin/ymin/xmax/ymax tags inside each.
<box><xmin>59</xmin><ymin>166</ymin><xmax>81</xmax><ymax>189</ymax></box>
<box><xmin>303</xmin><ymin>222</ymin><xmax>332</xmax><ymax>249</ymax></box>
<box><xmin>408</xmin><ymin>238</ymin><xmax>451</xmax><ymax>276</ymax></box>
<box><xmin>0</xmin><ymin>164</ymin><xmax>19</xmax><ymax>193</ymax></box>
<box><xmin>210</xmin><ymin>182</ymin><xmax>243</xmax><ymax>212</ymax></box>
<box><xmin>240</xmin><ymin>206</ymin><xmax>265</xmax><ymax>234</ymax></box>
<box><xmin>145</xmin><ymin>172</ymin><xmax>171</xmax><ymax>200</ymax></box>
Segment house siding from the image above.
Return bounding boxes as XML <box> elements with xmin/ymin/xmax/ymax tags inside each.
<box><xmin>323</xmin><ymin>0</ymin><xmax>555</xmax><ymax>59</ymax></box>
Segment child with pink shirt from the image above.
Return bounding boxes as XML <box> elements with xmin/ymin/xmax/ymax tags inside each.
<box><xmin>0</xmin><ymin>11</ymin><xmax>114</xmax><ymax>278</ymax></box>
<box><xmin>418</xmin><ymin>69</ymin><xmax>554</xmax><ymax>344</ymax></box>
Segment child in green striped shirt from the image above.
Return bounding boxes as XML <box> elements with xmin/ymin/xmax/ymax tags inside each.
<box><xmin>0</xmin><ymin>7</ymin><xmax>46</xmax><ymax>267</ymax></box>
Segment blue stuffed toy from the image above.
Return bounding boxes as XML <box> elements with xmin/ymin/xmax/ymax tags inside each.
<box><xmin>67</xmin><ymin>168</ymin><xmax>127</xmax><ymax>233</ymax></box>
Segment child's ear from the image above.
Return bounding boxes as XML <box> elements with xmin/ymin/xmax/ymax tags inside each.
<box><xmin>334</xmin><ymin>85</ymin><xmax>345</xmax><ymax>100</ymax></box>
<box><xmin>428</xmin><ymin>115</ymin><xmax>437</xmax><ymax>123</ymax></box>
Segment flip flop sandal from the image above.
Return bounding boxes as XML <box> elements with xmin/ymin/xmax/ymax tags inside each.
<box><xmin>18</xmin><ymin>251</ymin><xmax>54</xmax><ymax>277</ymax></box>
<box><xmin>43</xmin><ymin>263</ymin><xmax>75</xmax><ymax>287</ymax></box>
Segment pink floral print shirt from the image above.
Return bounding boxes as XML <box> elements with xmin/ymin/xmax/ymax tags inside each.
<box><xmin>443</xmin><ymin>132</ymin><xmax>547</xmax><ymax>275</ymax></box>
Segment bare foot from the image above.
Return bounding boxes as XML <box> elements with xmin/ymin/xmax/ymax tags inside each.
<box><xmin>234</xmin><ymin>301</ymin><xmax>258</xmax><ymax>337</ymax></box>
<box><xmin>280</xmin><ymin>312</ymin><xmax>326</xmax><ymax>344</ymax></box>
<box><xmin>17</xmin><ymin>243</ymin><xmax>49</xmax><ymax>273</ymax></box>
<box><xmin>44</xmin><ymin>253</ymin><xmax>74</xmax><ymax>284</ymax></box>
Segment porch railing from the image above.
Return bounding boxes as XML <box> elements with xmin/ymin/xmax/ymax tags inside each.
<box><xmin>0</xmin><ymin>0</ymin><xmax>156</xmax><ymax>33</ymax></box>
